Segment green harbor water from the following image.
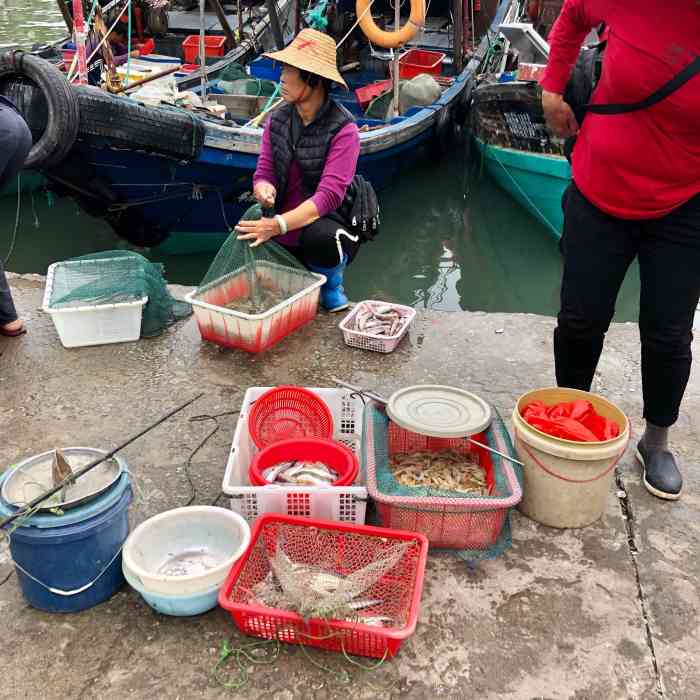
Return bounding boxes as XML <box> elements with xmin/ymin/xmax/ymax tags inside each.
<box><xmin>0</xmin><ymin>3</ymin><xmax>642</xmax><ymax>318</ymax></box>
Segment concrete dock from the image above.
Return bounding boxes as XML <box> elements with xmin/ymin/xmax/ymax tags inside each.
<box><xmin>1</xmin><ymin>273</ymin><xmax>699</xmax><ymax>700</ymax></box>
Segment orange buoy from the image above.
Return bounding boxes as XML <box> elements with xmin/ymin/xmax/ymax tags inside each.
<box><xmin>356</xmin><ymin>0</ymin><xmax>426</xmax><ymax>49</ymax></box>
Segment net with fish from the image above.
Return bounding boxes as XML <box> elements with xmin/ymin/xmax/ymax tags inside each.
<box><xmin>193</xmin><ymin>204</ymin><xmax>316</xmax><ymax>317</ymax></box>
<box><xmin>221</xmin><ymin>515</ymin><xmax>428</xmax><ymax>658</ymax></box>
<box><xmin>48</xmin><ymin>251</ymin><xmax>191</xmax><ymax>337</ymax></box>
<box><xmin>361</xmin><ymin>403</ymin><xmax>523</xmax><ymax>558</ymax></box>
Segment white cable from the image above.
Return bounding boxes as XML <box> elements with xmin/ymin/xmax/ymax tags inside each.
<box><xmin>335</xmin><ymin>227</ymin><xmax>359</xmax><ymax>265</ymax></box>
<box><xmin>336</xmin><ymin>0</ymin><xmax>376</xmax><ymax>50</ymax></box>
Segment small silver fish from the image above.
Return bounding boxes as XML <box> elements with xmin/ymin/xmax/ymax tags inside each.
<box><xmin>347</xmin><ymin>598</ymin><xmax>383</xmax><ymax>611</ymax></box>
<box><xmin>263</xmin><ymin>461</ymin><xmax>296</xmax><ymax>482</ymax></box>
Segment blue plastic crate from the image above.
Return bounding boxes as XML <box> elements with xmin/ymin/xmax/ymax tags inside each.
<box><xmin>249</xmin><ymin>56</ymin><xmax>281</xmax><ymax>82</ymax></box>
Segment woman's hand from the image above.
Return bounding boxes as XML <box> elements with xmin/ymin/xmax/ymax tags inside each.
<box><xmin>235</xmin><ymin>217</ymin><xmax>281</xmax><ymax>247</ymax></box>
<box><xmin>254</xmin><ymin>181</ymin><xmax>276</xmax><ymax>208</ymax></box>
<box><xmin>130</xmin><ymin>49</ymin><xmax>141</xmax><ymax>58</ymax></box>
<box><xmin>542</xmin><ymin>90</ymin><xmax>579</xmax><ymax>138</ymax></box>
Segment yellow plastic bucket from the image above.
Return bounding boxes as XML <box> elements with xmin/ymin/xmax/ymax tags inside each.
<box><xmin>512</xmin><ymin>387</ymin><xmax>630</xmax><ymax>528</ymax></box>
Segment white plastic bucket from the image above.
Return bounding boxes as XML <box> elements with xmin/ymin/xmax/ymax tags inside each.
<box><xmin>512</xmin><ymin>388</ymin><xmax>629</xmax><ymax>528</ymax></box>
<box><xmin>122</xmin><ymin>506</ymin><xmax>250</xmax><ymax>596</ymax></box>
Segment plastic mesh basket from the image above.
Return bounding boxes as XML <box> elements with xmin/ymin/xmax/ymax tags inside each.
<box><xmin>339</xmin><ymin>301</ymin><xmax>416</xmax><ymax>354</ymax></box>
<box><xmin>362</xmin><ymin>403</ymin><xmax>522</xmax><ymax>550</ymax></box>
<box><xmin>218</xmin><ymin>514</ymin><xmax>429</xmax><ymax>659</ymax></box>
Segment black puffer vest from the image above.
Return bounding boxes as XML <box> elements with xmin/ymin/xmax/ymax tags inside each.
<box><xmin>269</xmin><ymin>98</ymin><xmax>354</xmax><ymax>209</ymax></box>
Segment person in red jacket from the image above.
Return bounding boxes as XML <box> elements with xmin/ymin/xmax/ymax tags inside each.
<box><xmin>540</xmin><ymin>0</ymin><xmax>700</xmax><ymax>500</ymax></box>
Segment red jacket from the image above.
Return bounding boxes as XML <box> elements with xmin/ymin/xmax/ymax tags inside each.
<box><xmin>541</xmin><ymin>0</ymin><xmax>700</xmax><ymax>220</ymax></box>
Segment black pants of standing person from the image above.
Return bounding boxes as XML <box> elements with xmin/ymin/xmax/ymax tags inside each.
<box><xmin>555</xmin><ymin>182</ymin><xmax>700</xmax><ymax>428</ymax></box>
<box><xmin>0</xmin><ymin>103</ymin><xmax>32</xmax><ymax>327</ymax></box>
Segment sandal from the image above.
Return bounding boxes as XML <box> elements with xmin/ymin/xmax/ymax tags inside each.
<box><xmin>0</xmin><ymin>321</ymin><xmax>26</xmax><ymax>337</ymax></box>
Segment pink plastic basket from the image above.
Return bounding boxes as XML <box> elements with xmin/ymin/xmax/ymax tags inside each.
<box><xmin>339</xmin><ymin>300</ymin><xmax>416</xmax><ymax>354</ymax></box>
<box><xmin>362</xmin><ymin>404</ymin><xmax>522</xmax><ymax>550</ymax></box>
<box><xmin>218</xmin><ymin>514</ymin><xmax>429</xmax><ymax>659</ymax></box>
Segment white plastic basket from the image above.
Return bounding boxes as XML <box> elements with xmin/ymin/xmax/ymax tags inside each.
<box><xmin>222</xmin><ymin>387</ymin><xmax>368</xmax><ymax>524</ymax></box>
<box><xmin>339</xmin><ymin>300</ymin><xmax>417</xmax><ymax>354</ymax></box>
<box><xmin>42</xmin><ymin>260</ymin><xmax>148</xmax><ymax>348</ymax></box>
<box><xmin>185</xmin><ymin>261</ymin><xmax>325</xmax><ymax>353</ymax></box>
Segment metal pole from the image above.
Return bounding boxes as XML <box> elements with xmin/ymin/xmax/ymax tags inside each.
<box><xmin>56</xmin><ymin>0</ymin><xmax>73</xmax><ymax>32</ymax></box>
<box><xmin>237</xmin><ymin>0</ymin><xmax>244</xmax><ymax>43</ymax></box>
<box><xmin>72</xmin><ymin>0</ymin><xmax>88</xmax><ymax>85</ymax></box>
<box><xmin>470</xmin><ymin>0</ymin><xmax>475</xmax><ymax>51</ymax></box>
<box><xmin>199</xmin><ymin>0</ymin><xmax>207</xmax><ymax>102</ymax></box>
<box><xmin>453</xmin><ymin>0</ymin><xmax>463</xmax><ymax>72</ymax></box>
<box><xmin>392</xmin><ymin>0</ymin><xmax>400</xmax><ymax>117</ymax></box>
<box><xmin>207</xmin><ymin>0</ymin><xmax>237</xmax><ymax>49</ymax></box>
<box><xmin>265</xmin><ymin>0</ymin><xmax>285</xmax><ymax>50</ymax></box>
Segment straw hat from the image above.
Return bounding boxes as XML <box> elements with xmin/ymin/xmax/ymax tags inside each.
<box><xmin>264</xmin><ymin>28</ymin><xmax>347</xmax><ymax>89</ymax></box>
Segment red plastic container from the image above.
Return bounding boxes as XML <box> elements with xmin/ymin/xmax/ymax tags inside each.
<box><xmin>182</xmin><ymin>35</ymin><xmax>227</xmax><ymax>63</ymax></box>
<box><xmin>178</xmin><ymin>63</ymin><xmax>200</xmax><ymax>73</ymax></box>
<box><xmin>248</xmin><ymin>438</ymin><xmax>359</xmax><ymax>487</ymax></box>
<box><xmin>398</xmin><ymin>49</ymin><xmax>445</xmax><ymax>79</ymax></box>
<box><xmin>248</xmin><ymin>386</ymin><xmax>334</xmax><ymax>449</ymax></box>
<box><xmin>354</xmin><ymin>79</ymin><xmax>392</xmax><ymax>109</ymax></box>
<box><xmin>61</xmin><ymin>49</ymin><xmax>75</xmax><ymax>72</ymax></box>
<box><xmin>135</xmin><ymin>37</ymin><xmax>155</xmax><ymax>55</ymax></box>
<box><xmin>218</xmin><ymin>514</ymin><xmax>429</xmax><ymax>659</ymax></box>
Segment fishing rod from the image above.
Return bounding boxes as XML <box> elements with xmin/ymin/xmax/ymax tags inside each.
<box><xmin>0</xmin><ymin>393</ymin><xmax>204</xmax><ymax>530</ymax></box>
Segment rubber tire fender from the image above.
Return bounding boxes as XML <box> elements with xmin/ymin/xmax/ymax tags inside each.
<box><xmin>0</xmin><ymin>51</ymin><xmax>79</xmax><ymax>169</ymax></box>
<box><xmin>432</xmin><ymin>106</ymin><xmax>452</xmax><ymax>157</ymax></box>
<box><xmin>74</xmin><ymin>85</ymin><xmax>205</xmax><ymax>161</ymax></box>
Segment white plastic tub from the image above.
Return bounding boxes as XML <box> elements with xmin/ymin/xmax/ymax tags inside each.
<box><xmin>43</xmin><ymin>259</ymin><xmax>147</xmax><ymax>348</ymax></box>
<box><xmin>222</xmin><ymin>387</ymin><xmax>368</xmax><ymax>524</ymax></box>
<box><xmin>185</xmin><ymin>261</ymin><xmax>325</xmax><ymax>353</ymax></box>
<box><xmin>122</xmin><ymin>506</ymin><xmax>250</xmax><ymax>597</ymax></box>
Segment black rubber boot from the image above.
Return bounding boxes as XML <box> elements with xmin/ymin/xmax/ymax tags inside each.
<box><xmin>636</xmin><ymin>441</ymin><xmax>683</xmax><ymax>500</ymax></box>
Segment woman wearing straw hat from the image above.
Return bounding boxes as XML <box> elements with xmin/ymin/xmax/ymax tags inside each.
<box><xmin>235</xmin><ymin>28</ymin><xmax>361</xmax><ymax>312</ymax></box>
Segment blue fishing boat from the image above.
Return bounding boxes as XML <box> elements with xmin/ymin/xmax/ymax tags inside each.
<box><xmin>3</xmin><ymin>0</ymin><xmax>515</xmax><ymax>252</ymax></box>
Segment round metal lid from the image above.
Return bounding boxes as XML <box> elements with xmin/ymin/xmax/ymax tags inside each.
<box><xmin>1</xmin><ymin>447</ymin><xmax>124</xmax><ymax>512</ymax></box>
<box><xmin>386</xmin><ymin>385</ymin><xmax>492</xmax><ymax>438</ymax></box>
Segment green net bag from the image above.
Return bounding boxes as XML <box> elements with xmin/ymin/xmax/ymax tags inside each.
<box><xmin>48</xmin><ymin>251</ymin><xmax>192</xmax><ymax>338</ymax></box>
<box><xmin>194</xmin><ymin>204</ymin><xmax>316</xmax><ymax>316</ymax></box>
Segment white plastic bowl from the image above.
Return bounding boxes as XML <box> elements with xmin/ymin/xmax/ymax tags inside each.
<box><xmin>122</xmin><ymin>506</ymin><xmax>250</xmax><ymax>596</ymax></box>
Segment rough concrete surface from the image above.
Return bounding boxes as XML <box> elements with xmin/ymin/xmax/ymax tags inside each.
<box><xmin>1</xmin><ymin>274</ymin><xmax>697</xmax><ymax>700</ymax></box>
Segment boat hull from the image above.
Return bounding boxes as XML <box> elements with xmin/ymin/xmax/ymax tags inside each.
<box><xmin>475</xmin><ymin>137</ymin><xmax>571</xmax><ymax>239</ymax></box>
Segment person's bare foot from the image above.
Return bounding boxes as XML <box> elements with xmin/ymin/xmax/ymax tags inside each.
<box><xmin>0</xmin><ymin>319</ymin><xmax>26</xmax><ymax>336</ymax></box>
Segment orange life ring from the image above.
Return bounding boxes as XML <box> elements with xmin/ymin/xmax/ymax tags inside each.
<box><xmin>356</xmin><ymin>0</ymin><xmax>426</xmax><ymax>49</ymax></box>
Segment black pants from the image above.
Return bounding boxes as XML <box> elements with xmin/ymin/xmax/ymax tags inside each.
<box><xmin>0</xmin><ymin>106</ymin><xmax>32</xmax><ymax>325</ymax></box>
<box><xmin>282</xmin><ymin>215</ymin><xmax>361</xmax><ymax>269</ymax></box>
<box><xmin>555</xmin><ymin>182</ymin><xmax>700</xmax><ymax>427</ymax></box>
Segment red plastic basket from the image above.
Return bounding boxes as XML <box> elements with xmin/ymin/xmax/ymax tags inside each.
<box><xmin>397</xmin><ymin>49</ymin><xmax>445</xmax><ymax>79</ymax></box>
<box><xmin>354</xmin><ymin>79</ymin><xmax>392</xmax><ymax>109</ymax></box>
<box><xmin>135</xmin><ymin>37</ymin><xmax>155</xmax><ymax>56</ymax></box>
<box><xmin>248</xmin><ymin>386</ymin><xmax>334</xmax><ymax>449</ymax></box>
<box><xmin>218</xmin><ymin>514</ymin><xmax>429</xmax><ymax>659</ymax></box>
<box><xmin>248</xmin><ymin>438</ymin><xmax>359</xmax><ymax>487</ymax></box>
<box><xmin>182</xmin><ymin>35</ymin><xmax>227</xmax><ymax>63</ymax></box>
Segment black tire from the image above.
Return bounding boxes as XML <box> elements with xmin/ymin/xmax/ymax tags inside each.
<box><xmin>432</xmin><ymin>106</ymin><xmax>452</xmax><ymax>158</ymax></box>
<box><xmin>75</xmin><ymin>85</ymin><xmax>205</xmax><ymax>161</ymax></box>
<box><xmin>0</xmin><ymin>51</ymin><xmax>79</xmax><ymax>169</ymax></box>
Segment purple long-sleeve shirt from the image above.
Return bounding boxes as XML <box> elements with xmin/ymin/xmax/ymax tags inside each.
<box><xmin>253</xmin><ymin>118</ymin><xmax>360</xmax><ymax>247</ymax></box>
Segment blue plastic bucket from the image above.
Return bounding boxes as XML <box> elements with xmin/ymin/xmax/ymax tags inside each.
<box><xmin>1</xmin><ymin>473</ymin><xmax>132</xmax><ymax>613</ymax></box>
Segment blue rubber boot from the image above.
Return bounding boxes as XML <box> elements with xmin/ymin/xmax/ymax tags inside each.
<box><xmin>310</xmin><ymin>255</ymin><xmax>350</xmax><ymax>312</ymax></box>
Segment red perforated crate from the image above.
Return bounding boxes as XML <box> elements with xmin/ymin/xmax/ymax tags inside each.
<box><xmin>397</xmin><ymin>49</ymin><xmax>445</xmax><ymax>79</ymax></box>
<box><xmin>218</xmin><ymin>514</ymin><xmax>429</xmax><ymax>659</ymax></box>
<box><xmin>182</xmin><ymin>35</ymin><xmax>227</xmax><ymax>63</ymax></box>
<box><xmin>362</xmin><ymin>403</ymin><xmax>522</xmax><ymax>550</ymax></box>
<box><xmin>354</xmin><ymin>79</ymin><xmax>392</xmax><ymax>109</ymax></box>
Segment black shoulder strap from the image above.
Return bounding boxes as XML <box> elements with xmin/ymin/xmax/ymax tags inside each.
<box><xmin>588</xmin><ymin>56</ymin><xmax>700</xmax><ymax>115</ymax></box>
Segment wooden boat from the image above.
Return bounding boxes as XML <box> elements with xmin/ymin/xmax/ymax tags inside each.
<box><xmin>469</xmin><ymin>6</ymin><xmax>573</xmax><ymax>239</ymax></box>
<box><xmin>1</xmin><ymin>0</ymin><xmax>515</xmax><ymax>251</ymax></box>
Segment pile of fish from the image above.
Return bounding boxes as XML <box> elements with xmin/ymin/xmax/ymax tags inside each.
<box><xmin>245</xmin><ymin>537</ymin><xmax>410</xmax><ymax>625</ymax></box>
<box><xmin>389</xmin><ymin>449</ymin><xmax>489</xmax><ymax>495</ymax></box>
<box><xmin>350</xmin><ymin>302</ymin><xmax>407</xmax><ymax>337</ymax></box>
<box><xmin>225</xmin><ymin>285</ymin><xmax>289</xmax><ymax>315</ymax></box>
<box><xmin>262</xmin><ymin>461</ymin><xmax>339</xmax><ymax>486</ymax></box>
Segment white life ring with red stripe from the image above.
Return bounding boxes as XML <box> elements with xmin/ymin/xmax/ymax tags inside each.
<box><xmin>356</xmin><ymin>0</ymin><xmax>426</xmax><ymax>49</ymax></box>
